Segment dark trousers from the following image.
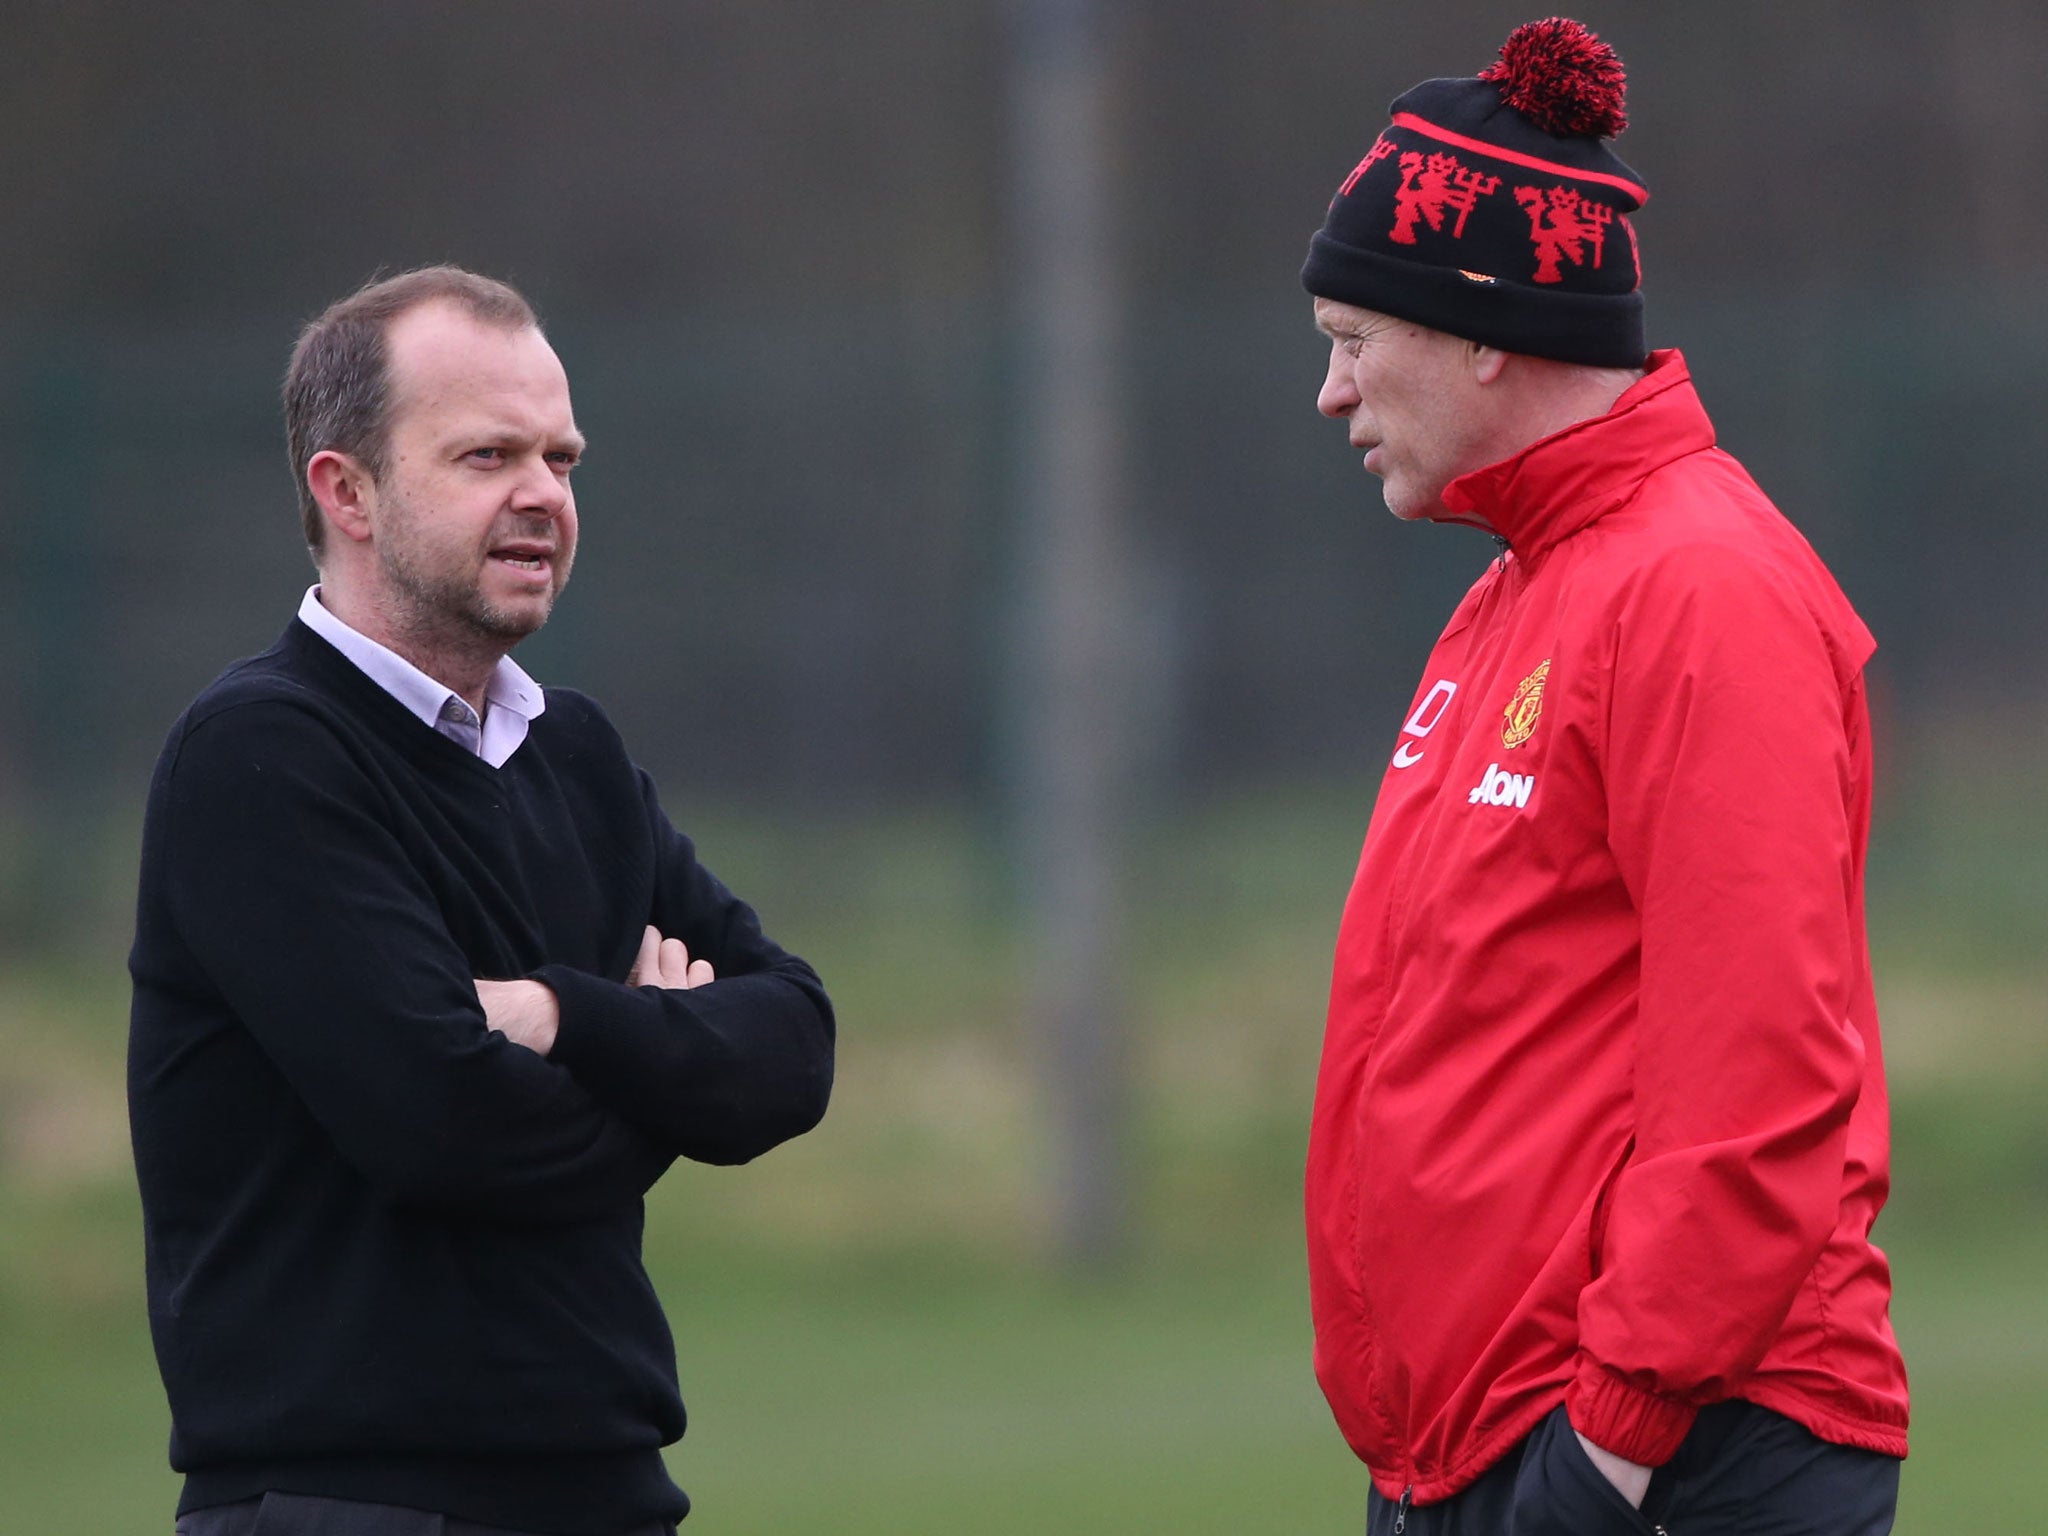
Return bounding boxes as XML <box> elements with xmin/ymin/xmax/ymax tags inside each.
<box><xmin>1365</xmin><ymin>1401</ymin><xmax>1900</xmax><ymax>1536</ymax></box>
<box><xmin>175</xmin><ymin>1493</ymin><xmax>677</xmax><ymax>1536</ymax></box>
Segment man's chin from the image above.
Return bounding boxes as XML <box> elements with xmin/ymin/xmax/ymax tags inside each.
<box><xmin>471</xmin><ymin>594</ymin><xmax>557</xmax><ymax>644</ymax></box>
<box><xmin>1380</xmin><ymin>478</ymin><xmax>1447</xmax><ymax>522</ymax></box>
<box><xmin>1381</xmin><ymin>490</ymin><xmax>1432</xmax><ymax>522</ymax></box>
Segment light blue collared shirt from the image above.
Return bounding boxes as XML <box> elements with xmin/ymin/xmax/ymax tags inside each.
<box><xmin>296</xmin><ymin>586</ymin><xmax>546</xmax><ymax>768</ymax></box>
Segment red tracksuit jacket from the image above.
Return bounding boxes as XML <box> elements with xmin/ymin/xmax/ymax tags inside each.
<box><xmin>1305</xmin><ymin>351</ymin><xmax>1909</xmax><ymax>1504</ymax></box>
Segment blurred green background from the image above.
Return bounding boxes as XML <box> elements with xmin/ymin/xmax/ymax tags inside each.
<box><xmin>4</xmin><ymin>791</ymin><xmax>2045</xmax><ymax>1530</ymax></box>
<box><xmin>4</xmin><ymin>2</ymin><xmax>2045</xmax><ymax>1531</ymax></box>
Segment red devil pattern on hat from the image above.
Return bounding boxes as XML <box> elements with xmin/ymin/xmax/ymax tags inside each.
<box><xmin>1302</xmin><ymin>18</ymin><xmax>1652</xmax><ymax>368</ymax></box>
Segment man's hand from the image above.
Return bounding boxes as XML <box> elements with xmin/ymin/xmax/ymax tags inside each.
<box><xmin>474</xmin><ymin>929</ymin><xmax>708</xmax><ymax>1058</ymax></box>
<box><xmin>626</xmin><ymin>924</ymin><xmax>716</xmax><ymax>990</ymax></box>
<box><xmin>474</xmin><ymin>978</ymin><xmax>561</xmax><ymax>1057</ymax></box>
<box><xmin>1575</xmin><ymin>1430</ymin><xmax>1653</xmax><ymax>1508</ymax></box>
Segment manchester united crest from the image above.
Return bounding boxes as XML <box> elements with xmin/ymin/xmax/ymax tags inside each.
<box><xmin>1501</xmin><ymin>659</ymin><xmax>1550</xmax><ymax>749</ymax></box>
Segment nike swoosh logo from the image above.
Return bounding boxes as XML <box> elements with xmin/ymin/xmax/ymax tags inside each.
<box><xmin>1392</xmin><ymin>741</ymin><xmax>1425</xmax><ymax>768</ymax></box>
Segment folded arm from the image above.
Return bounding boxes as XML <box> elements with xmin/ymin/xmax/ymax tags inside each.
<box><xmin>526</xmin><ymin>769</ymin><xmax>836</xmax><ymax>1166</ymax></box>
<box><xmin>161</xmin><ymin>703</ymin><xmax>672</xmax><ymax>1220</ymax></box>
<box><xmin>476</xmin><ymin>923</ymin><xmax>714</xmax><ymax>1054</ymax></box>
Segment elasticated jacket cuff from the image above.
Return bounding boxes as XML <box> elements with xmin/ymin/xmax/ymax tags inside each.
<box><xmin>1565</xmin><ymin>1361</ymin><xmax>1697</xmax><ymax>1467</ymax></box>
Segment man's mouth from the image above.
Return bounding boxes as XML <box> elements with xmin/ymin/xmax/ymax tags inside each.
<box><xmin>491</xmin><ymin>544</ymin><xmax>554</xmax><ymax>573</ymax></box>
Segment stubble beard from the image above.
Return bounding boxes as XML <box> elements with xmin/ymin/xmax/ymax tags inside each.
<box><xmin>376</xmin><ymin>502</ymin><xmax>570</xmax><ymax>665</ymax></box>
<box><xmin>388</xmin><ymin>553</ymin><xmax>551</xmax><ymax>650</ymax></box>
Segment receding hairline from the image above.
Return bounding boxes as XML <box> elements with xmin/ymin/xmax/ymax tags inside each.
<box><xmin>289</xmin><ymin>267</ymin><xmax>539</xmax><ymax>371</ymax></box>
<box><xmin>374</xmin><ymin>301</ymin><xmax>587</xmax><ymax>462</ymax></box>
<box><xmin>375</xmin><ymin>297</ymin><xmax>560</xmax><ymax>399</ymax></box>
<box><xmin>381</xmin><ymin>289</ymin><xmax>547</xmax><ymax>341</ymax></box>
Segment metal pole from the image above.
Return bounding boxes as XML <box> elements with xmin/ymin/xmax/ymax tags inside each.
<box><xmin>1006</xmin><ymin>0</ymin><xmax>1134</xmax><ymax>1270</ymax></box>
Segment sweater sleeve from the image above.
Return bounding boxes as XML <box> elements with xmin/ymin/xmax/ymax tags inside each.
<box><xmin>539</xmin><ymin>768</ymin><xmax>835</xmax><ymax>1165</ymax></box>
<box><xmin>1568</xmin><ymin>544</ymin><xmax>1869</xmax><ymax>1465</ymax></box>
<box><xmin>159</xmin><ymin>701</ymin><xmax>673</xmax><ymax>1221</ymax></box>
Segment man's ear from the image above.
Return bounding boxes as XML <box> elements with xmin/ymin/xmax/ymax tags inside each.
<box><xmin>1468</xmin><ymin>343</ymin><xmax>1509</xmax><ymax>386</ymax></box>
<box><xmin>306</xmin><ymin>450</ymin><xmax>377</xmax><ymax>546</ymax></box>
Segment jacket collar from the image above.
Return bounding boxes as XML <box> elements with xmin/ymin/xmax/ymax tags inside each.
<box><xmin>1437</xmin><ymin>349</ymin><xmax>1714</xmax><ymax>560</ymax></box>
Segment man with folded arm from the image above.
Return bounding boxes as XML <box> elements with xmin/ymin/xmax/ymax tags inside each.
<box><xmin>129</xmin><ymin>266</ymin><xmax>835</xmax><ymax>1536</ymax></box>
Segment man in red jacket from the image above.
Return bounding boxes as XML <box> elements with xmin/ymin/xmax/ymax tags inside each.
<box><xmin>1299</xmin><ymin>21</ymin><xmax>1908</xmax><ymax>1535</ymax></box>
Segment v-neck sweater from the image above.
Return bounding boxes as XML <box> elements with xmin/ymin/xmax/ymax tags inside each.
<box><xmin>129</xmin><ymin>618</ymin><xmax>834</xmax><ymax>1533</ymax></box>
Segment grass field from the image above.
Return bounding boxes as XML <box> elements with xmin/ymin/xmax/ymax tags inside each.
<box><xmin>1</xmin><ymin>784</ymin><xmax>2041</xmax><ymax>1532</ymax></box>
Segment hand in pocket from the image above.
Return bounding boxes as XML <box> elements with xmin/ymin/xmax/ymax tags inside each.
<box><xmin>1509</xmin><ymin>1406</ymin><xmax>1657</xmax><ymax>1536</ymax></box>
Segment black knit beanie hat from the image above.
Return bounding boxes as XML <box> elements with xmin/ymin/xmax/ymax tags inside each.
<box><xmin>1302</xmin><ymin>17</ymin><xmax>1648</xmax><ymax>368</ymax></box>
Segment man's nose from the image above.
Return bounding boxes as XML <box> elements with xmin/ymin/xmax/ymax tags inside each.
<box><xmin>1317</xmin><ymin>353</ymin><xmax>1358</xmax><ymax>418</ymax></box>
<box><xmin>513</xmin><ymin>459</ymin><xmax>571</xmax><ymax>517</ymax></box>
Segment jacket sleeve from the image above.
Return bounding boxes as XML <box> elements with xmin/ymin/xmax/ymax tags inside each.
<box><xmin>538</xmin><ymin>768</ymin><xmax>835</xmax><ymax>1166</ymax></box>
<box><xmin>1568</xmin><ymin>543</ymin><xmax>1870</xmax><ymax>1465</ymax></box>
<box><xmin>160</xmin><ymin>702</ymin><xmax>674</xmax><ymax>1221</ymax></box>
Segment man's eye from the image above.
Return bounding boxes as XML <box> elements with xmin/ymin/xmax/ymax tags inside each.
<box><xmin>546</xmin><ymin>451</ymin><xmax>579</xmax><ymax>469</ymax></box>
<box><xmin>468</xmin><ymin>448</ymin><xmax>504</xmax><ymax>463</ymax></box>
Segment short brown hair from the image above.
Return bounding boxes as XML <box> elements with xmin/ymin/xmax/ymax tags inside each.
<box><xmin>283</xmin><ymin>266</ymin><xmax>539</xmax><ymax>552</ymax></box>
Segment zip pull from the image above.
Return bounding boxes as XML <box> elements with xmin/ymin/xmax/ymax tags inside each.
<box><xmin>1392</xmin><ymin>1486</ymin><xmax>1412</xmax><ymax>1534</ymax></box>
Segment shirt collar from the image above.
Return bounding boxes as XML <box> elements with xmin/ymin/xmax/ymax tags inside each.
<box><xmin>296</xmin><ymin>586</ymin><xmax>546</xmax><ymax>767</ymax></box>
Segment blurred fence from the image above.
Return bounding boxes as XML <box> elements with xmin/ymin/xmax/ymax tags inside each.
<box><xmin>4</xmin><ymin>1</ymin><xmax>2048</xmax><ymax>950</ymax></box>
<box><xmin>5</xmin><ymin>284</ymin><xmax>2047</xmax><ymax>927</ymax></box>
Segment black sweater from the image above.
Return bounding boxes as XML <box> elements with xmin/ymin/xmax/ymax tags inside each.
<box><xmin>127</xmin><ymin>620</ymin><xmax>834</xmax><ymax>1534</ymax></box>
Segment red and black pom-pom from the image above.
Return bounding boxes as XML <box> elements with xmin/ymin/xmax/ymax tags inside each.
<box><xmin>1477</xmin><ymin>17</ymin><xmax>1628</xmax><ymax>138</ymax></box>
